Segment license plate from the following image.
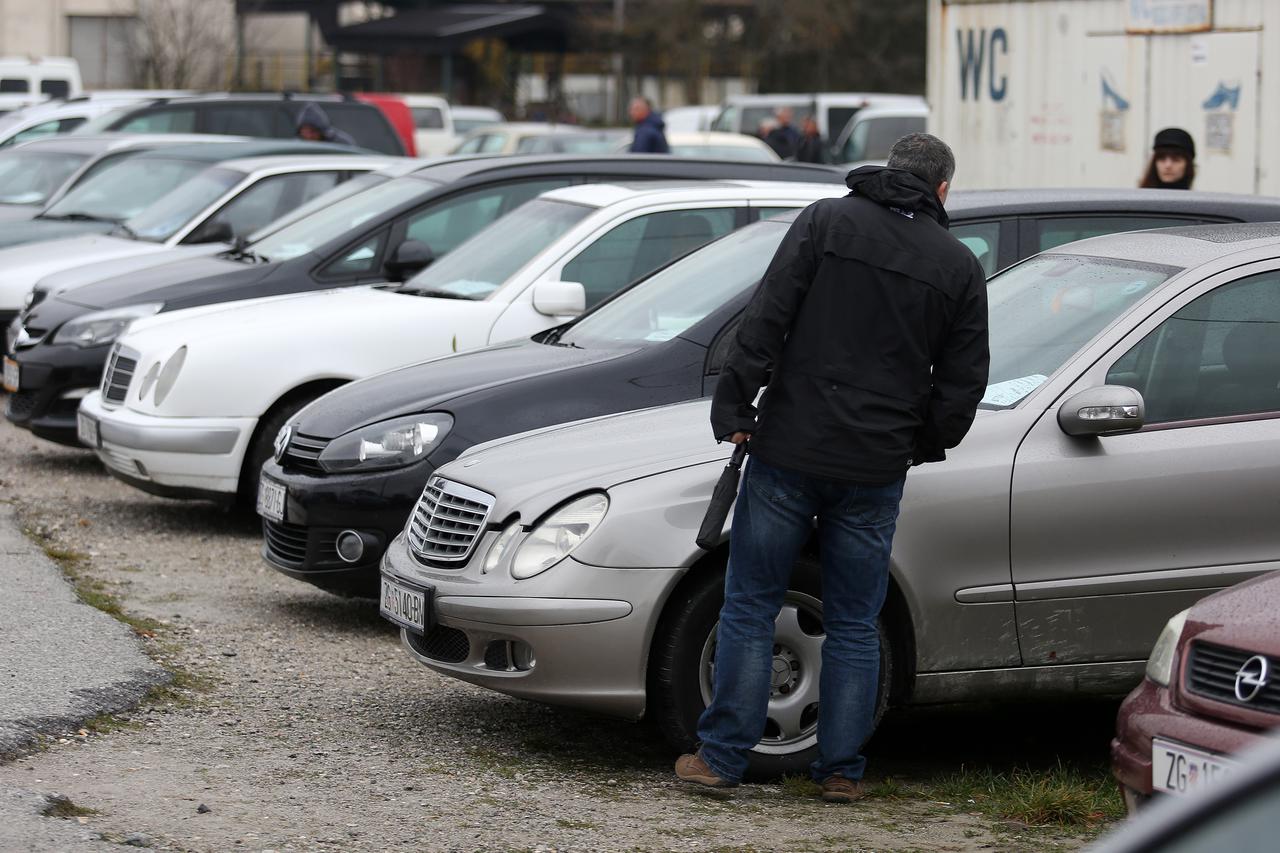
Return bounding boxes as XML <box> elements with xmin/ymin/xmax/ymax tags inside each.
<box><xmin>1152</xmin><ymin>737</ymin><xmax>1238</xmax><ymax>796</ymax></box>
<box><xmin>380</xmin><ymin>576</ymin><xmax>432</xmax><ymax>634</ymax></box>
<box><xmin>3</xmin><ymin>357</ymin><xmax>18</xmax><ymax>392</ymax></box>
<box><xmin>76</xmin><ymin>412</ymin><xmax>99</xmax><ymax>448</ymax></box>
<box><xmin>256</xmin><ymin>477</ymin><xmax>287</xmax><ymax>523</ymax></box>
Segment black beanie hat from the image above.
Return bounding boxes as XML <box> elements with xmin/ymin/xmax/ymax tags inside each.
<box><xmin>1153</xmin><ymin>127</ymin><xmax>1195</xmax><ymax>160</ymax></box>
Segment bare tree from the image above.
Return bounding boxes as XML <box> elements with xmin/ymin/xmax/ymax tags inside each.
<box><xmin>123</xmin><ymin>0</ymin><xmax>236</xmax><ymax>89</ymax></box>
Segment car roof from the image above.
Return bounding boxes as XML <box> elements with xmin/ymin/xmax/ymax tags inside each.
<box><xmin>216</xmin><ymin>153</ymin><xmax>400</xmax><ymax>173</ymax></box>
<box><xmin>1041</xmin><ymin>221</ymin><xmax>1280</xmax><ymax>270</ymax></box>
<box><xmin>665</xmin><ymin>131</ymin><xmax>771</xmax><ymax>147</ymax></box>
<box><xmin>402</xmin><ymin>153</ymin><xmax>843</xmax><ymax>185</ymax></box>
<box><xmin>539</xmin><ymin>180</ymin><xmax>841</xmax><ymax>209</ymax></box>
<box><xmin>944</xmin><ymin>187</ymin><xmax>1280</xmax><ymax>220</ymax></box>
<box><xmin>11</xmin><ymin>133</ymin><xmax>255</xmax><ymax>155</ymax></box>
<box><xmin>122</xmin><ymin>139</ymin><xmax>363</xmax><ymax>163</ymax></box>
<box><xmin>123</xmin><ymin>92</ymin><xmax>365</xmax><ymax>105</ymax></box>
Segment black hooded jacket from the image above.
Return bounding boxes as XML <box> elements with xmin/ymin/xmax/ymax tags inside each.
<box><xmin>710</xmin><ymin>166</ymin><xmax>990</xmax><ymax>484</ymax></box>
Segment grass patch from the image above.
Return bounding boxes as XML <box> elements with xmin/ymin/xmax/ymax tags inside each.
<box><xmin>34</xmin><ymin>537</ymin><xmax>161</xmax><ymax>638</ymax></box>
<box><xmin>917</xmin><ymin>763</ymin><xmax>1123</xmax><ymax>828</ymax></box>
<box><xmin>780</xmin><ymin>774</ymin><xmax>822</xmax><ymax>799</ymax></box>
<box><xmin>41</xmin><ymin>795</ymin><xmax>98</xmax><ymax>820</ymax></box>
<box><xmin>554</xmin><ymin>818</ymin><xmax>599</xmax><ymax>830</ymax></box>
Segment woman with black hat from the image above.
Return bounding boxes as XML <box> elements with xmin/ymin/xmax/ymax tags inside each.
<box><xmin>1140</xmin><ymin>127</ymin><xmax>1196</xmax><ymax>189</ymax></box>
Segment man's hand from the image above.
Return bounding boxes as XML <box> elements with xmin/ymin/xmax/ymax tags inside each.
<box><xmin>729</xmin><ymin>432</ymin><xmax>751</xmax><ymax>445</ymax></box>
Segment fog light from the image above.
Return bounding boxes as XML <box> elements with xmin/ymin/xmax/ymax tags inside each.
<box><xmin>336</xmin><ymin>530</ymin><xmax>366</xmax><ymax>563</ymax></box>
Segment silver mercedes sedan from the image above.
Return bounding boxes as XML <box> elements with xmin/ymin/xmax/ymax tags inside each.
<box><xmin>380</xmin><ymin>222</ymin><xmax>1280</xmax><ymax>778</ymax></box>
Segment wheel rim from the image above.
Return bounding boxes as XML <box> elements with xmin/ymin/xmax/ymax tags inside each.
<box><xmin>698</xmin><ymin>590</ymin><xmax>824</xmax><ymax>756</ymax></box>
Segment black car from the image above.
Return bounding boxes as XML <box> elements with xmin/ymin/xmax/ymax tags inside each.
<box><xmin>79</xmin><ymin>93</ymin><xmax>407</xmax><ymax>156</ymax></box>
<box><xmin>5</xmin><ymin>155</ymin><xmax>844</xmax><ymax>445</ymax></box>
<box><xmin>259</xmin><ymin>187</ymin><xmax>1280</xmax><ymax>595</ymax></box>
<box><xmin>0</xmin><ymin>139</ymin><xmax>359</xmax><ymax>251</ymax></box>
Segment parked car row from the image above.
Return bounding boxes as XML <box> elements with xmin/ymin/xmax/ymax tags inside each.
<box><xmin>0</xmin><ymin>141</ymin><xmax>1276</xmax><ymax>822</ymax></box>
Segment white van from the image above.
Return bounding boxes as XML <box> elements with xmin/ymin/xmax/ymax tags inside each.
<box><xmin>0</xmin><ymin>57</ymin><xmax>82</xmax><ymax>102</ymax></box>
<box><xmin>711</xmin><ymin>92</ymin><xmax>925</xmax><ymax>145</ymax></box>
<box><xmin>400</xmin><ymin>94</ymin><xmax>505</xmax><ymax>157</ymax></box>
<box><xmin>831</xmin><ymin>102</ymin><xmax>930</xmax><ymax>167</ymax></box>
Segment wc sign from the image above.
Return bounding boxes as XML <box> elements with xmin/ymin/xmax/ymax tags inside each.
<box><xmin>956</xmin><ymin>28</ymin><xmax>1009</xmax><ymax>102</ymax></box>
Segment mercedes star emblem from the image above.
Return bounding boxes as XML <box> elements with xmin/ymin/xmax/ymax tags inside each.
<box><xmin>1234</xmin><ymin>654</ymin><xmax>1270</xmax><ymax>703</ymax></box>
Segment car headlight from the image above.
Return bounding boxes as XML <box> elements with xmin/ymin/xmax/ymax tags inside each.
<box><xmin>52</xmin><ymin>303</ymin><xmax>163</xmax><ymax>348</ymax></box>
<box><xmin>509</xmin><ymin>493</ymin><xmax>608</xmax><ymax>580</ymax></box>
<box><xmin>152</xmin><ymin>346</ymin><xmax>186</xmax><ymax>406</ymax></box>
<box><xmin>1146</xmin><ymin>608</ymin><xmax>1190</xmax><ymax>687</ymax></box>
<box><xmin>317</xmin><ymin>413</ymin><xmax>453</xmax><ymax>473</ymax></box>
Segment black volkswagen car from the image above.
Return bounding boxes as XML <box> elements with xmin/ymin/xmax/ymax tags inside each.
<box><xmin>6</xmin><ymin>155</ymin><xmax>843</xmax><ymax>445</ymax></box>
<box><xmin>259</xmin><ymin>187</ymin><xmax>1280</xmax><ymax>595</ymax></box>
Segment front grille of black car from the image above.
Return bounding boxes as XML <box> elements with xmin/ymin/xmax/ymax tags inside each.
<box><xmin>281</xmin><ymin>432</ymin><xmax>327</xmax><ymax>475</ymax></box>
<box><xmin>101</xmin><ymin>345</ymin><xmax>138</xmax><ymax>406</ymax></box>
<box><xmin>5</xmin><ymin>390</ymin><xmax>38</xmax><ymax>421</ymax></box>
<box><xmin>262</xmin><ymin>519</ymin><xmax>339</xmax><ymax>568</ymax></box>
<box><xmin>407</xmin><ymin>624</ymin><xmax>470</xmax><ymax>664</ymax></box>
<box><xmin>1185</xmin><ymin>642</ymin><xmax>1280</xmax><ymax>715</ymax></box>
<box><xmin>407</xmin><ymin>477</ymin><xmax>494</xmax><ymax>565</ymax></box>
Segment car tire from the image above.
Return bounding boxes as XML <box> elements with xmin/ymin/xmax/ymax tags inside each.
<box><xmin>238</xmin><ymin>391</ymin><xmax>322</xmax><ymax>509</ymax></box>
<box><xmin>649</xmin><ymin>553</ymin><xmax>893</xmax><ymax>781</ymax></box>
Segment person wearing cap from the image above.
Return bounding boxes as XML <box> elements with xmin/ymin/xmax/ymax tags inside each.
<box><xmin>296</xmin><ymin>102</ymin><xmax>356</xmax><ymax>147</ymax></box>
<box><xmin>1140</xmin><ymin>128</ymin><xmax>1196</xmax><ymax>189</ymax></box>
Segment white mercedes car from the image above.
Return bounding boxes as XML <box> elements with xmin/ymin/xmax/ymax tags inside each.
<box><xmin>77</xmin><ymin>180</ymin><xmax>842</xmax><ymax>506</ymax></box>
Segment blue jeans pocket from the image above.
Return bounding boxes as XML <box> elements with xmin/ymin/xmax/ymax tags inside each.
<box><xmin>746</xmin><ymin>460</ymin><xmax>808</xmax><ymax>504</ymax></box>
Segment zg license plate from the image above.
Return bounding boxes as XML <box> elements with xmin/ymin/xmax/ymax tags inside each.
<box><xmin>76</xmin><ymin>412</ymin><xmax>100</xmax><ymax>448</ymax></box>
<box><xmin>1152</xmin><ymin>737</ymin><xmax>1237</xmax><ymax>796</ymax></box>
<box><xmin>256</xmin><ymin>478</ymin><xmax>286</xmax><ymax>523</ymax></box>
<box><xmin>380</xmin><ymin>577</ymin><xmax>432</xmax><ymax>634</ymax></box>
<box><xmin>2</xmin><ymin>357</ymin><xmax>18</xmax><ymax>392</ymax></box>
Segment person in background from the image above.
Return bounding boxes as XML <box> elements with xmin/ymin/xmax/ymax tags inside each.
<box><xmin>794</xmin><ymin>114</ymin><xmax>826</xmax><ymax>163</ymax></box>
<box><xmin>764</xmin><ymin>106</ymin><xmax>801</xmax><ymax>159</ymax></box>
<box><xmin>628</xmin><ymin>96</ymin><xmax>670</xmax><ymax>154</ymax></box>
<box><xmin>296</xmin><ymin>102</ymin><xmax>356</xmax><ymax>146</ymax></box>
<box><xmin>1140</xmin><ymin>127</ymin><xmax>1195</xmax><ymax>189</ymax></box>
<box><xmin>756</xmin><ymin>117</ymin><xmax>777</xmax><ymax>142</ymax></box>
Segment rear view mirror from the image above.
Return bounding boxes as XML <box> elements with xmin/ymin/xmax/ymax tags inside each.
<box><xmin>532</xmin><ymin>280</ymin><xmax>586</xmax><ymax>317</ymax></box>
<box><xmin>384</xmin><ymin>239</ymin><xmax>434</xmax><ymax>281</ymax></box>
<box><xmin>1058</xmin><ymin>385</ymin><xmax>1145</xmax><ymax>437</ymax></box>
<box><xmin>189</xmin><ymin>219</ymin><xmax>235</xmax><ymax>245</ymax></box>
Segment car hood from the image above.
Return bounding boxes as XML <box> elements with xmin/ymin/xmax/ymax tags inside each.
<box><xmin>0</xmin><ymin>203</ymin><xmax>37</xmax><ymax>222</ymax></box>
<box><xmin>1186</xmin><ymin>571</ymin><xmax>1280</xmax><ymax>657</ymax></box>
<box><xmin>33</xmin><ymin>244</ymin><xmax>224</xmax><ymax>300</ymax></box>
<box><xmin>296</xmin><ymin>337</ymin><xmax>629</xmax><ymax>439</ymax></box>
<box><xmin>0</xmin><ymin>234</ymin><xmax>169</xmax><ymax>310</ymax></box>
<box><xmin>54</xmin><ymin>253</ymin><xmax>272</xmax><ymax>311</ymax></box>
<box><xmin>0</xmin><ymin>218</ymin><xmax>115</xmax><ymax>249</ymax></box>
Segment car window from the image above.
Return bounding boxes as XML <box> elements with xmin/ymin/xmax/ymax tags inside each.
<box><xmin>411</xmin><ymin>107</ymin><xmax>445</xmax><ymax>130</ymax></box>
<box><xmin>562</xmin><ymin>207</ymin><xmax>739</xmax><ymax>310</ymax></box>
<box><xmin>454</xmin><ymin>135</ymin><xmax>487</xmax><ymax>154</ymax></box>
<box><xmin>194</xmin><ymin>171</ymin><xmax>343</xmax><ymax>243</ymax></box>
<box><xmin>322</xmin><ymin>229</ymin><xmax>389</xmax><ymax>277</ymax></box>
<box><xmin>0</xmin><ymin>150</ymin><xmax>88</xmax><ymax>204</ymax></box>
<box><xmin>1036</xmin><ymin>216</ymin><xmax>1202</xmax><ymax>253</ymax></box>
<box><xmin>952</xmin><ymin>221</ymin><xmax>1002</xmax><ymax>277</ymax></box>
<box><xmin>117</xmin><ymin>108</ymin><xmax>197</xmax><ymax>133</ymax></box>
<box><xmin>479</xmin><ymin>133</ymin><xmax>508</xmax><ymax>153</ymax></box>
<box><xmin>40</xmin><ymin>79</ymin><xmax>70</xmax><ymax>98</ymax></box>
<box><xmin>0</xmin><ymin>79</ymin><xmax>29</xmax><ymax>93</ymax></box>
<box><xmin>43</xmin><ymin>156</ymin><xmax>208</xmax><ymax>222</ymax></box>
<box><xmin>204</xmin><ymin>104</ymin><xmax>287</xmax><ymax>137</ymax></box>
<box><xmin>404</xmin><ymin>178</ymin><xmax>572</xmax><ymax>257</ymax></box>
<box><xmin>246</xmin><ymin>170</ymin><xmax>388</xmax><ymax>243</ymax></box>
<box><xmin>711</xmin><ymin>105</ymin><xmax>738</xmax><ymax>133</ymax></box>
<box><xmin>322</xmin><ymin>103</ymin><xmax>401</xmax><ymax>153</ymax></box>
<box><xmin>842</xmin><ymin>115</ymin><xmax>927</xmax><ymax>163</ymax></box>
<box><xmin>1105</xmin><ymin>272</ymin><xmax>1280</xmax><ymax>424</ymax></box>
<box><xmin>5</xmin><ymin>119</ymin><xmax>62</xmax><ymax>146</ymax></box>
<box><xmin>827</xmin><ymin>106</ymin><xmax>859</xmax><ymax>138</ymax></box>
<box><xmin>125</xmin><ymin>166</ymin><xmax>245</xmax><ymax>242</ymax></box>
<box><xmin>453</xmin><ymin>117</ymin><xmax>498</xmax><ymax>135</ymax></box>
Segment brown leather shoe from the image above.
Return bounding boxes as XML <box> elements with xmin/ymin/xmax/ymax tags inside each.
<box><xmin>674</xmin><ymin>752</ymin><xmax>737</xmax><ymax>788</ymax></box>
<box><xmin>820</xmin><ymin>775</ymin><xmax>867</xmax><ymax>803</ymax></box>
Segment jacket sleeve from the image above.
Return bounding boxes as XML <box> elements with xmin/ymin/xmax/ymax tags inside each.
<box><xmin>914</xmin><ymin>257</ymin><xmax>990</xmax><ymax>463</ymax></box>
<box><xmin>709</xmin><ymin>203</ymin><xmax>822</xmax><ymax>440</ymax></box>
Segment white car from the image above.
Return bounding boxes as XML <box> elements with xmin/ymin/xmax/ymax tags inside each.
<box><xmin>77</xmin><ymin>180</ymin><xmax>842</xmax><ymax>505</ymax></box>
<box><xmin>0</xmin><ymin>93</ymin><xmax>192</xmax><ymax>148</ymax></box>
<box><xmin>613</xmin><ymin>131</ymin><xmax>780</xmax><ymax>162</ymax></box>
<box><xmin>831</xmin><ymin>103</ymin><xmax>929</xmax><ymax>168</ymax></box>
<box><xmin>0</xmin><ymin>152</ymin><xmax>396</xmax><ymax>319</ymax></box>
<box><xmin>400</xmin><ymin>95</ymin><xmax>503</xmax><ymax>156</ymax></box>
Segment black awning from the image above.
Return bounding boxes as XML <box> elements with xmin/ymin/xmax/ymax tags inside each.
<box><xmin>323</xmin><ymin>4</ymin><xmax>569</xmax><ymax>53</ymax></box>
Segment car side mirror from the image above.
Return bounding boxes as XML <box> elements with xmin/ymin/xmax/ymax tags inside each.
<box><xmin>1057</xmin><ymin>385</ymin><xmax>1145</xmax><ymax>437</ymax></box>
<box><xmin>384</xmin><ymin>240</ymin><xmax>435</xmax><ymax>281</ymax></box>
<box><xmin>532</xmin><ymin>280</ymin><xmax>586</xmax><ymax>317</ymax></box>
<box><xmin>190</xmin><ymin>218</ymin><xmax>235</xmax><ymax>244</ymax></box>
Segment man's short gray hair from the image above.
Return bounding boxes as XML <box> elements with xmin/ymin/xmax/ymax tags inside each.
<box><xmin>887</xmin><ymin>133</ymin><xmax>956</xmax><ymax>189</ymax></box>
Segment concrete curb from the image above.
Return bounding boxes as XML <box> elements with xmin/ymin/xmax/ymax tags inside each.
<box><xmin>0</xmin><ymin>504</ymin><xmax>168</xmax><ymax>761</ymax></box>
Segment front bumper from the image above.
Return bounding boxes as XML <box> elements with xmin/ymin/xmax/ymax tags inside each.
<box><xmin>1111</xmin><ymin>677</ymin><xmax>1265</xmax><ymax>806</ymax></box>
<box><xmin>257</xmin><ymin>457</ymin><xmax>430</xmax><ymax>594</ymax></box>
<box><xmin>381</xmin><ymin>531</ymin><xmax>684</xmax><ymax>720</ymax></box>
<box><xmin>79</xmin><ymin>391</ymin><xmax>256</xmax><ymax>501</ymax></box>
<box><xmin>4</xmin><ymin>341</ymin><xmax>111</xmax><ymax>446</ymax></box>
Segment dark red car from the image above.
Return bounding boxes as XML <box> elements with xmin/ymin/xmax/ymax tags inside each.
<box><xmin>1112</xmin><ymin>571</ymin><xmax>1280</xmax><ymax>813</ymax></box>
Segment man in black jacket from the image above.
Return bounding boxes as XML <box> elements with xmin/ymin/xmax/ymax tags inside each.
<box><xmin>676</xmin><ymin>134</ymin><xmax>989</xmax><ymax>801</ymax></box>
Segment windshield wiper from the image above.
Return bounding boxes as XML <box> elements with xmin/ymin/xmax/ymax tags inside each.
<box><xmin>399</xmin><ymin>287</ymin><xmax>475</xmax><ymax>301</ymax></box>
<box><xmin>40</xmin><ymin>212</ymin><xmax>111</xmax><ymax>223</ymax></box>
<box><xmin>113</xmin><ymin>222</ymin><xmax>141</xmax><ymax>240</ymax></box>
<box><xmin>224</xmin><ymin>236</ymin><xmax>269</xmax><ymax>264</ymax></box>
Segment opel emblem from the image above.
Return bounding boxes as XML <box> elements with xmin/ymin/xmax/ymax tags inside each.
<box><xmin>1234</xmin><ymin>655</ymin><xmax>1270</xmax><ymax>702</ymax></box>
<box><xmin>273</xmin><ymin>425</ymin><xmax>292</xmax><ymax>464</ymax></box>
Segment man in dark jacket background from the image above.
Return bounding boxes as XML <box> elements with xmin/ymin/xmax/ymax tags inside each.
<box><xmin>628</xmin><ymin>97</ymin><xmax>670</xmax><ymax>154</ymax></box>
<box><xmin>296</xmin><ymin>102</ymin><xmax>356</xmax><ymax>146</ymax></box>
<box><xmin>676</xmin><ymin>133</ymin><xmax>989</xmax><ymax>801</ymax></box>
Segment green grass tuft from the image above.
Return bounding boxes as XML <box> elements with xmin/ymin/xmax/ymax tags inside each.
<box><xmin>41</xmin><ymin>795</ymin><xmax>98</xmax><ymax>819</ymax></box>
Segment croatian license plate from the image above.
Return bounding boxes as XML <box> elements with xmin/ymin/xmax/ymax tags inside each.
<box><xmin>76</xmin><ymin>412</ymin><xmax>100</xmax><ymax>448</ymax></box>
<box><xmin>380</xmin><ymin>577</ymin><xmax>432</xmax><ymax>634</ymax></box>
<box><xmin>256</xmin><ymin>477</ymin><xmax>287</xmax><ymax>523</ymax></box>
<box><xmin>2</xmin><ymin>357</ymin><xmax>18</xmax><ymax>392</ymax></box>
<box><xmin>1152</xmin><ymin>737</ymin><xmax>1238</xmax><ymax>796</ymax></box>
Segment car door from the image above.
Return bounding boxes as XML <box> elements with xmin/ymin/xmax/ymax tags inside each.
<box><xmin>1009</xmin><ymin>262</ymin><xmax>1280</xmax><ymax>666</ymax></box>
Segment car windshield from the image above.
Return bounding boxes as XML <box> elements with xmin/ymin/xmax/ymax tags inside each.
<box><xmin>980</xmin><ymin>254</ymin><xmax>1175</xmax><ymax>409</ymax></box>
<box><xmin>41</xmin><ymin>156</ymin><xmax>208</xmax><ymax>222</ymax></box>
<box><xmin>71</xmin><ymin>106</ymin><xmax>134</xmax><ymax>135</ymax></box>
<box><xmin>453</xmin><ymin>117</ymin><xmax>499</xmax><ymax>134</ymax></box>
<box><xmin>400</xmin><ymin>199</ymin><xmax>592</xmax><ymax>301</ymax></box>
<box><xmin>122</xmin><ymin>166</ymin><xmax>244</xmax><ymax>242</ymax></box>
<box><xmin>560</xmin><ymin>219</ymin><xmax>789</xmax><ymax>347</ymax></box>
<box><xmin>250</xmin><ymin>177</ymin><xmax>431</xmax><ymax>263</ymax></box>
<box><xmin>0</xmin><ymin>149</ymin><xmax>88</xmax><ymax>204</ymax></box>
<box><xmin>245</xmin><ymin>170</ymin><xmax>388</xmax><ymax>243</ymax></box>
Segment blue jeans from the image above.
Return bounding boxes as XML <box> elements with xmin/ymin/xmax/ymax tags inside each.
<box><xmin>696</xmin><ymin>457</ymin><xmax>905</xmax><ymax>783</ymax></box>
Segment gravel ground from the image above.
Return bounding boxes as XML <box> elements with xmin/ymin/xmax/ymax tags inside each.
<box><xmin>0</xmin><ymin>419</ymin><xmax>1118</xmax><ymax>852</ymax></box>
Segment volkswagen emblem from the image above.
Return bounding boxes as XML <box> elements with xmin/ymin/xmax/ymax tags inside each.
<box><xmin>1234</xmin><ymin>655</ymin><xmax>1270</xmax><ymax>703</ymax></box>
<box><xmin>273</xmin><ymin>424</ymin><xmax>292</xmax><ymax>464</ymax></box>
